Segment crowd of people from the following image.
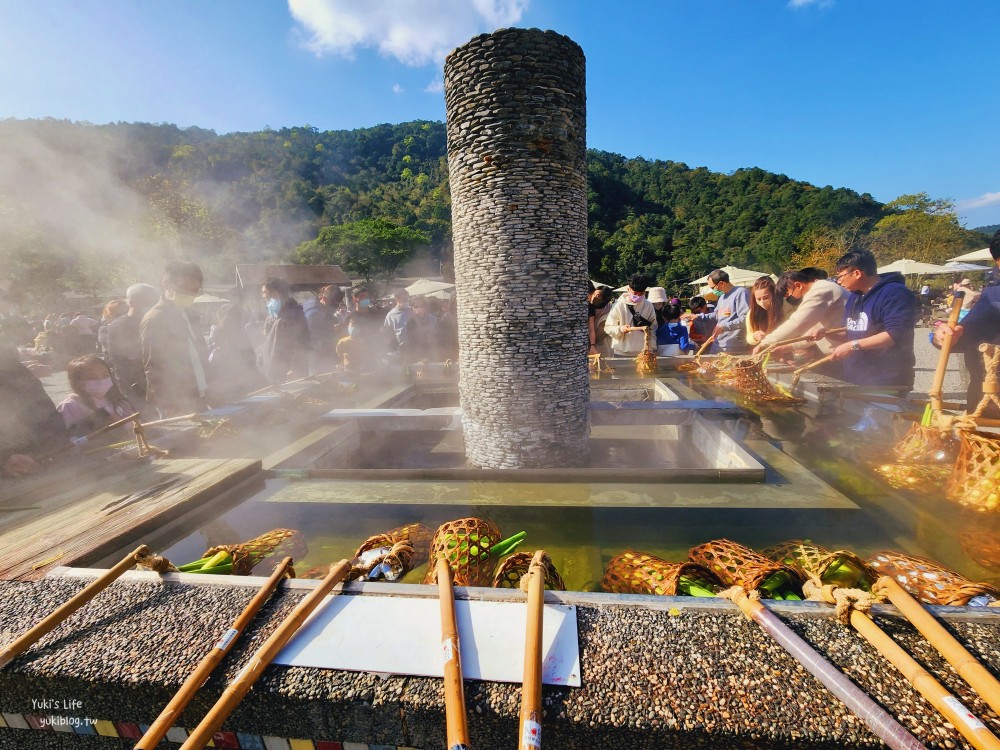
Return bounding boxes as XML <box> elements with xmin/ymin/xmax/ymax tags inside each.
<box><xmin>594</xmin><ymin>234</ymin><xmax>1000</xmax><ymax>405</ymax></box>
<box><xmin>0</xmin><ymin>261</ymin><xmax>461</xmax><ymax>478</ymax></box>
<box><xmin>3</xmin><ymin>230</ymin><xmax>999</xmax><ymax>479</ymax></box>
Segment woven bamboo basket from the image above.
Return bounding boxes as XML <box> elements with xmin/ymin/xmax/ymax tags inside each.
<box><xmin>761</xmin><ymin>540</ymin><xmax>877</xmax><ymax>589</ymax></box>
<box><xmin>601</xmin><ymin>550</ymin><xmax>721</xmax><ymax>596</ymax></box>
<box><xmin>723</xmin><ymin>360</ymin><xmax>801</xmax><ymax>404</ymax></box>
<box><xmin>872</xmin><ymin>462</ymin><xmax>951</xmax><ymax>492</ymax></box>
<box><xmin>947</xmin><ymin>429</ymin><xmax>1000</xmax><ymax>511</ymax></box>
<box><xmin>423</xmin><ymin>517</ymin><xmax>502</xmax><ymax>586</ymax></box>
<box><xmin>893</xmin><ymin>422</ymin><xmax>955</xmax><ymax>463</ymax></box>
<box><xmin>688</xmin><ymin>538</ymin><xmax>801</xmax><ymax>594</ymax></box>
<box><xmin>867</xmin><ymin>550</ymin><xmax>1000</xmax><ymax>606</ymax></box>
<box><xmin>635</xmin><ymin>327</ymin><xmax>657</xmax><ymax>375</ymax></box>
<box><xmin>348</xmin><ymin>522</ymin><xmax>434</xmax><ymax>581</ymax></box>
<box><xmin>202</xmin><ymin>528</ymin><xmax>304</xmax><ymax>576</ymax></box>
<box><xmin>492</xmin><ymin>552</ymin><xmax>566</xmax><ymax>590</ymax></box>
<box><xmin>959</xmin><ymin>527</ymin><xmax>1000</xmax><ymax>571</ymax></box>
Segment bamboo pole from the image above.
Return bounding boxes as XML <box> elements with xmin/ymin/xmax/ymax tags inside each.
<box><xmin>519</xmin><ymin>551</ymin><xmax>546</xmax><ymax>750</ymax></box>
<box><xmin>693</xmin><ymin>335</ymin><xmax>714</xmax><ymax>364</ymax></box>
<box><xmin>0</xmin><ymin>545</ymin><xmax>150</xmax><ymax>669</ymax></box>
<box><xmin>758</xmin><ymin>326</ymin><xmax>848</xmax><ymax>355</ymax></box>
<box><xmin>135</xmin><ymin>558</ymin><xmax>294</xmax><ymax>750</ymax></box>
<box><xmin>875</xmin><ymin>577</ymin><xmax>1000</xmax><ymax>717</ymax></box>
<box><xmin>179</xmin><ymin>560</ymin><xmax>350</xmax><ymax>750</ymax></box>
<box><xmin>791</xmin><ymin>353</ymin><xmax>836</xmax><ymax>388</ymax></box>
<box><xmin>726</xmin><ymin>589</ymin><xmax>926</xmax><ymax>750</ymax></box>
<box><xmin>808</xmin><ymin>584</ymin><xmax>1000</xmax><ymax>750</ymax></box>
<box><xmin>138</xmin><ymin>413</ymin><xmax>201</xmax><ymax>429</ymax></box>
<box><xmin>437</xmin><ymin>558</ymin><xmax>470</xmax><ymax>750</ymax></box>
<box><xmin>847</xmin><ymin>609</ymin><xmax>1000</xmax><ymax>750</ymax></box>
<box><xmin>929</xmin><ymin>291</ymin><xmax>965</xmax><ymax>413</ymax></box>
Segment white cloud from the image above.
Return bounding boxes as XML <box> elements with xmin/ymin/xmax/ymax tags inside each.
<box><xmin>788</xmin><ymin>0</ymin><xmax>834</xmax><ymax>8</ymax></box>
<box><xmin>288</xmin><ymin>0</ymin><xmax>529</xmax><ymax>66</ymax></box>
<box><xmin>958</xmin><ymin>191</ymin><xmax>1000</xmax><ymax>210</ymax></box>
<box><xmin>392</xmin><ymin>83</ymin><xmax>404</xmax><ymax>94</ymax></box>
<box><xmin>424</xmin><ymin>77</ymin><xmax>444</xmax><ymax>94</ymax></box>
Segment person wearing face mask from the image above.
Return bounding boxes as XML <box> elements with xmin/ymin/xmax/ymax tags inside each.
<box><xmin>604</xmin><ymin>274</ymin><xmax>658</xmax><ymax>356</ymax></box>
<box><xmin>683</xmin><ymin>269</ymin><xmax>752</xmax><ymax>355</ymax></box>
<box><xmin>57</xmin><ymin>355</ymin><xmax>136</xmax><ymax>438</ymax></box>
<box><xmin>745</xmin><ymin>277</ymin><xmax>784</xmax><ymax>347</ymax></box>
<box><xmin>751</xmin><ymin>269</ymin><xmax>849</xmax><ymax>357</ymax></box>
<box><xmin>337</xmin><ymin>314</ymin><xmax>376</xmax><ymax>374</ymax></box>
<box><xmin>141</xmin><ymin>261</ymin><xmax>210</xmax><ymax>418</ymax></box>
<box><xmin>257</xmin><ymin>277</ymin><xmax>310</xmax><ymax>384</ymax></box>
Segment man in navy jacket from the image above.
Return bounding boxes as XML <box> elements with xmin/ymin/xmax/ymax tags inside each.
<box><xmin>827</xmin><ymin>249</ymin><xmax>919</xmax><ymax>389</ymax></box>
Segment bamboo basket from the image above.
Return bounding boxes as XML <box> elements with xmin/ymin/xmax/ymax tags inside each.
<box><xmin>947</xmin><ymin>429</ymin><xmax>1000</xmax><ymax>511</ymax></box>
<box><xmin>722</xmin><ymin>359</ymin><xmax>802</xmax><ymax>404</ymax></box>
<box><xmin>873</xmin><ymin>463</ymin><xmax>951</xmax><ymax>492</ymax></box>
<box><xmin>762</xmin><ymin>540</ymin><xmax>877</xmax><ymax>589</ymax></box>
<box><xmin>493</xmin><ymin>551</ymin><xmax>566</xmax><ymax>591</ymax></box>
<box><xmin>588</xmin><ymin>353</ymin><xmax>614</xmax><ymax>378</ymax></box>
<box><xmin>201</xmin><ymin>529</ymin><xmax>305</xmax><ymax>576</ymax></box>
<box><xmin>348</xmin><ymin>522</ymin><xmax>434</xmax><ymax>581</ymax></box>
<box><xmin>601</xmin><ymin>550</ymin><xmax>721</xmax><ymax>596</ymax></box>
<box><xmin>423</xmin><ymin>517</ymin><xmax>502</xmax><ymax>587</ymax></box>
<box><xmin>959</xmin><ymin>527</ymin><xmax>1000</xmax><ymax>571</ymax></box>
<box><xmin>893</xmin><ymin>422</ymin><xmax>955</xmax><ymax>463</ymax></box>
<box><xmin>635</xmin><ymin>327</ymin><xmax>657</xmax><ymax>375</ymax></box>
<box><xmin>867</xmin><ymin>550</ymin><xmax>999</xmax><ymax>606</ymax></box>
<box><xmin>688</xmin><ymin>538</ymin><xmax>802</xmax><ymax>594</ymax></box>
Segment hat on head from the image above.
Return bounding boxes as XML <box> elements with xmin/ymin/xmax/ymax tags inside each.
<box><xmin>961</xmin><ymin>278</ymin><xmax>972</xmax><ymax>285</ymax></box>
<box><xmin>646</xmin><ymin>287</ymin><xmax>668</xmax><ymax>303</ymax></box>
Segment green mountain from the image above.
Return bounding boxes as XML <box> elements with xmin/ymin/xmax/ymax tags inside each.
<box><xmin>973</xmin><ymin>224</ymin><xmax>999</xmax><ymax>237</ymax></box>
<box><xmin>0</xmin><ymin>118</ymin><xmax>988</xmax><ymax>306</ymax></box>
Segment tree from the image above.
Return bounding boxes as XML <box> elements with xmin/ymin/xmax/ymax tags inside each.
<box><xmin>295</xmin><ymin>218</ymin><xmax>430</xmax><ymax>288</ymax></box>
<box><xmin>867</xmin><ymin>193</ymin><xmax>981</xmax><ymax>264</ymax></box>
<box><xmin>790</xmin><ymin>217</ymin><xmax>870</xmax><ymax>271</ymax></box>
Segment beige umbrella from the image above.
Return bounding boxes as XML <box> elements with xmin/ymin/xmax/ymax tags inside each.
<box><xmin>405</xmin><ymin>279</ymin><xmax>455</xmax><ymax>296</ymax></box>
<box><xmin>877</xmin><ymin>259</ymin><xmax>955</xmax><ymax>275</ymax></box>
<box><xmin>947</xmin><ymin>247</ymin><xmax>992</xmax><ymax>262</ymax></box>
<box><xmin>688</xmin><ymin>265</ymin><xmax>774</xmax><ymax>287</ymax></box>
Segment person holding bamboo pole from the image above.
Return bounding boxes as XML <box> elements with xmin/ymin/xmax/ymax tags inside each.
<box><xmin>753</xmin><ymin>268</ymin><xmax>849</xmax><ymax>357</ymax></box>
<box><xmin>932</xmin><ymin>231</ymin><xmax>1000</xmax><ymax>414</ymax></box>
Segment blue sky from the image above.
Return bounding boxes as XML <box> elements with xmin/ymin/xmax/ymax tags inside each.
<box><xmin>1</xmin><ymin>0</ymin><xmax>998</xmax><ymax>229</ymax></box>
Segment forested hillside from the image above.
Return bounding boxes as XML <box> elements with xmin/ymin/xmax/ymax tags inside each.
<box><xmin>0</xmin><ymin>118</ymin><xmax>988</xmax><ymax>307</ymax></box>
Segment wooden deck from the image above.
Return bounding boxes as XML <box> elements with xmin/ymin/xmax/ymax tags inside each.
<box><xmin>0</xmin><ymin>453</ymin><xmax>260</xmax><ymax>580</ymax></box>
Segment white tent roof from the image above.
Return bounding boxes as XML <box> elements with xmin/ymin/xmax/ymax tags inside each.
<box><xmin>944</xmin><ymin>261</ymin><xmax>990</xmax><ymax>272</ymax></box>
<box><xmin>947</xmin><ymin>247</ymin><xmax>992</xmax><ymax>262</ymax></box>
<box><xmin>876</xmin><ymin>259</ymin><xmax>956</xmax><ymax>276</ymax></box>
<box><xmin>688</xmin><ymin>265</ymin><xmax>775</xmax><ymax>287</ymax></box>
<box><xmin>404</xmin><ymin>279</ymin><xmax>455</xmax><ymax>296</ymax></box>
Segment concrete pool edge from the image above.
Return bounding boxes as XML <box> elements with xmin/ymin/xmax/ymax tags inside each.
<box><xmin>1</xmin><ymin>571</ymin><xmax>998</xmax><ymax>749</ymax></box>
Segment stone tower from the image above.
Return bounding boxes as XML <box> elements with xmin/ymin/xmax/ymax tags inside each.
<box><xmin>445</xmin><ymin>28</ymin><xmax>590</xmax><ymax>468</ymax></box>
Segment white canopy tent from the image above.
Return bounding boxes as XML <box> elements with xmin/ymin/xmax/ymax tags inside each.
<box><xmin>404</xmin><ymin>279</ymin><xmax>455</xmax><ymax>296</ymax></box>
<box><xmin>944</xmin><ymin>261</ymin><xmax>991</xmax><ymax>273</ymax></box>
<box><xmin>688</xmin><ymin>265</ymin><xmax>775</xmax><ymax>287</ymax></box>
<box><xmin>947</xmin><ymin>248</ymin><xmax>992</xmax><ymax>262</ymax></box>
<box><xmin>876</xmin><ymin>259</ymin><xmax>956</xmax><ymax>276</ymax></box>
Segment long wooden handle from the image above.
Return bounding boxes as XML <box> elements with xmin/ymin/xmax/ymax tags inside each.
<box><xmin>693</xmin><ymin>335</ymin><xmax>714</xmax><ymax>363</ymax></box>
<box><xmin>877</xmin><ymin>577</ymin><xmax>1000</xmax><ymax>718</ymax></box>
<box><xmin>791</xmin><ymin>353</ymin><xmax>836</xmax><ymax>386</ymax></box>
<box><xmin>519</xmin><ymin>551</ymin><xmax>546</xmax><ymax>750</ymax></box>
<box><xmin>764</xmin><ymin>326</ymin><xmax>848</xmax><ymax>350</ymax></box>
<box><xmin>437</xmin><ymin>558</ymin><xmax>470</xmax><ymax>750</ymax></box>
<box><xmin>179</xmin><ymin>560</ymin><xmax>350</xmax><ymax>750</ymax></box>
<box><xmin>136</xmin><ymin>558</ymin><xmax>294</xmax><ymax>750</ymax></box>
<box><xmin>0</xmin><ymin>545</ymin><xmax>148</xmax><ymax>669</ymax></box>
<box><xmin>849</xmin><ymin>609</ymin><xmax>1000</xmax><ymax>750</ymax></box>
<box><xmin>929</xmin><ymin>291</ymin><xmax>965</xmax><ymax>412</ymax></box>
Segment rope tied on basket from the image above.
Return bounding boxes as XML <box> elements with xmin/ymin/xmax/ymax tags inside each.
<box><xmin>718</xmin><ymin>585</ymin><xmax>760</xmax><ymax>603</ymax></box>
<box><xmin>134</xmin><ymin>547</ymin><xmax>177</xmax><ymax>573</ymax></box>
<box><xmin>803</xmin><ymin>575</ymin><xmax>879</xmax><ymax>625</ymax></box>
<box><xmin>349</xmin><ymin>540</ymin><xmax>415</xmax><ymax>581</ymax></box>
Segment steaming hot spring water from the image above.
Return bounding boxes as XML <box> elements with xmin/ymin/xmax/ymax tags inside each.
<box><xmin>96</xmin><ymin>370</ymin><xmax>1000</xmax><ymax>594</ymax></box>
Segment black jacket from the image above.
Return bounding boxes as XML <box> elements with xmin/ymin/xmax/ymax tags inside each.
<box><xmin>257</xmin><ymin>298</ymin><xmax>310</xmax><ymax>383</ymax></box>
